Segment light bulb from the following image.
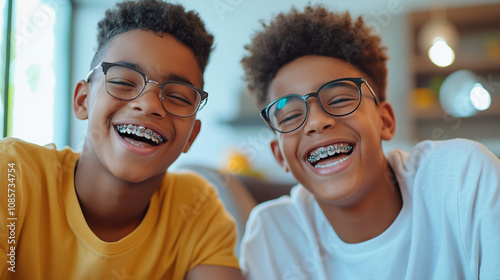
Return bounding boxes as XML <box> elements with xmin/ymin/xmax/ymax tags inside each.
<box><xmin>470</xmin><ymin>83</ymin><xmax>491</xmax><ymax>111</ymax></box>
<box><xmin>428</xmin><ymin>38</ymin><xmax>455</xmax><ymax>67</ymax></box>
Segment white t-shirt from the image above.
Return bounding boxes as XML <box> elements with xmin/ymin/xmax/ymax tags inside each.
<box><xmin>239</xmin><ymin>139</ymin><xmax>500</xmax><ymax>280</ymax></box>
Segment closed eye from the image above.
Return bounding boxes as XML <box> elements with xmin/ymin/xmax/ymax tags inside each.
<box><xmin>328</xmin><ymin>96</ymin><xmax>357</xmax><ymax>105</ymax></box>
<box><xmin>108</xmin><ymin>80</ymin><xmax>137</xmax><ymax>88</ymax></box>
<box><xmin>163</xmin><ymin>93</ymin><xmax>193</xmax><ymax>105</ymax></box>
<box><xmin>278</xmin><ymin>112</ymin><xmax>304</xmax><ymax>125</ymax></box>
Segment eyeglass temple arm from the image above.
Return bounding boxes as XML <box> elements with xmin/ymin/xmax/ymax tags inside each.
<box><xmin>86</xmin><ymin>64</ymin><xmax>102</xmax><ymax>81</ymax></box>
<box><xmin>363</xmin><ymin>80</ymin><xmax>379</xmax><ymax>105</ymax></box>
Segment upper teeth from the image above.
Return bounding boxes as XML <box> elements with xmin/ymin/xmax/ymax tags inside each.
<box><xmin>116</xmin><ymin>124</ymin><xmax>164</xmax><ymax>145</ymax></box>
<box><xmin>308</xmin><ymin>144</ymin><xmax>352</xmax><ymax>163</ymax></box>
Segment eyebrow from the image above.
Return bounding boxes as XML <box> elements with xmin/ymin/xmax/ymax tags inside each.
<box><xmin>322</xmin><ymin>81</ymin><xmax>357</xmax><ymax>90</ymax></box>
<box><xmin>114</xmin><ymin>61</ymin><xmax>196</xmax><ymax>86</ymax></box>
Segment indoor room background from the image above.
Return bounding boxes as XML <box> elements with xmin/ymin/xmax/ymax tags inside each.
<box><xmin>1</xmin><ymin>0</ymin><xmax>499</xmax><ymax>184</ymax></box>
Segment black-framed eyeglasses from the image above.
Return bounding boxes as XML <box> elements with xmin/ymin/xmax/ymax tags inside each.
<box><xmin>86</xmin><ymin>62</ymin><xmax>208</xmax><ymax>117</ymax></box>
<box><xmin>260</xmin><ymin>77</ymin><xmax>379</xmax><ymax>133</ymax></box>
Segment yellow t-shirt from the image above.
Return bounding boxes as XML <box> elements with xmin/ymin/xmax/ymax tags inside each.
<box><xmin>0</xmin><ymin>138</ymin><xmax>239</xmax><ymax>279</ymax></box>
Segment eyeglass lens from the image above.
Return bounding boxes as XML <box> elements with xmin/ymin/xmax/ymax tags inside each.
<box><xmin>104</xmin><ymin>64</ymin><xmax>202</xmax><ymax>117</ymax></box>
<box><xmin>268</xmin><ymin>80</ymin><xmax>361</xmax><ymax>132</ymax></box>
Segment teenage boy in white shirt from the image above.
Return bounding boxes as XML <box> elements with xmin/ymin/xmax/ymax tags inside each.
<box><xmin>239</xmin><ymin>5</ymin><xmax>500</xmax><ymax>280</ymax></box>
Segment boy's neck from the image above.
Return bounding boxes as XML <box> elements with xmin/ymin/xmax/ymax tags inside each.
<box><xmin>74</xmin><ymin>147</ymin><xmax>164</xmax><ymax>242</ymax></box>
<box><xmin>317</xmin><ymin>160</ymin><xmax>402</xmax><ymax>244</ymax></box>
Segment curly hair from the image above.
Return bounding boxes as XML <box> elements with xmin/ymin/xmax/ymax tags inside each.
<box><xmin>242</xmin><ymin>5</ymin><xmax>388</xmax><ymax>108</ymax></box>
<box><xmin>90</xmin><ymin>0</ymin><xmax>214</xmax><ymax>73</ymax></box>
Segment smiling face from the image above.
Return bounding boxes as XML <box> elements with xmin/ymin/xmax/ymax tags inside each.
<box><xmin>74</xmin><ymin>30</ymin><xmax>203</xmax><ymax>183</ymax></box>
<box><xmin>268</xmin><ymin>55</ymin><xmax>396</xmax><ymax>207</ymax></box>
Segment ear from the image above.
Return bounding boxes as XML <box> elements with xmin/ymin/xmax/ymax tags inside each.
<box><xmin>73</xmin><ymin>80</ymin><xmax>90</xmax><ymax>120</ymax></box>
<box><xmin>182</xmin><ymin>119</ymin><xmax>201</xmax><ymax>153</ymax></box>
<box><xmin>378</xmin><ymin>101</ymin><xmax>396</xmax><ymax>141</ymax></box>
<box><xmin>270</xmin><ymin>139</ymin><xmax>289</xmax><ymax>172</ymax></box>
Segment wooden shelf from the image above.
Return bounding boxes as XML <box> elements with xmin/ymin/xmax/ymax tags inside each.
<box><xmin>412</xmin><ymin>55</ymin><xmax>500</xmax><ymax>76</ymax></box>
<box><xmin>220</xmin><ymin>116</ymin><xmax>265</xmax><ymax>127</ymax></box>
<box><xmin>409</xmin><ymin>3</ymin><xmax>500</xmax><ymax>31</ymax></box>
<box><xmin>413</xmin><ymin>98</ymin><xmax>500</xmax><ymax>121</ymax></box>
<box><xmin>408</xmin><ymin>3</ymin><xmax>500</xmax><ymax>143</ymax></box>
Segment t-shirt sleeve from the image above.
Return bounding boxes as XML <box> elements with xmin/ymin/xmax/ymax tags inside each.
<box><xmin>239</xmin><ymin>193</ymin><xmax>302</xmax><ymax>280</ymax></box>
<box><xmin>239</xmin><ymin>205</ymin><xmax>282</xmax><ymax>280</ymax></box>
<box><xmin>457</xmin><ymin>142</ymin><xmax>500</xmax><ymax>279</ymax></box>
<box><xmin>178</xmin><ymin>173</ymin><xmax>240</xmax><ymax>271</ymax></box>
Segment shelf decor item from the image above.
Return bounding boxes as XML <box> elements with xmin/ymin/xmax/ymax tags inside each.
<box><xmin>439</xmin><ymin>70</ymin><xmax>491</xmax><ymax>118</ymax></box>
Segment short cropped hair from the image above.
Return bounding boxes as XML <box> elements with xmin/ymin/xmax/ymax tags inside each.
<box><xmin>242</xmin><ymin>5</ymin><xmax>388</xmax><ymax>108</ymax></box>
<box><xmin>91</xmin><ymin>0</ymin><xmax>214</xmax><ymax>73</ymax></box>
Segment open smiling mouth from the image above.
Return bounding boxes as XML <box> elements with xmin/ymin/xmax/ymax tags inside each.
<box><xmin>116</xmin><ymin>124</ymin><xmax>164</xmax><ymax>146</ymax></box>
<box><xmin>307</xmin><ymin>144</ymin><xmax>353</xmax><ymax>168</ymax></box>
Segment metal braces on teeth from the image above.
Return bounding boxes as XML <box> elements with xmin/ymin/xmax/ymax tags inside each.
<box><xmin>308</xmin><ymin>144</ymin><xmax>352</xmax><ymax>163</ymax></box>
<box><xmin>116</xmin><ymin>124</ymin><xmax>164</xmax><ymax>144</ymax></box>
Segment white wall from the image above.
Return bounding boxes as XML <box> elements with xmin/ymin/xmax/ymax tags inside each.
<box><xmin>69</xmin><ymin>0</ymin><xmax>498</xmax><ymax>182</ymax></box>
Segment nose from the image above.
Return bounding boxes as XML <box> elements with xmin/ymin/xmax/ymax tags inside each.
<box><xmin>129</xmin><ymin>81</ymin><xmax>166</xmax><ymax>118</ymax></box>
<box><xmin>302</xmin><ymin>100</ymin><xmax>336</xmax><ymax>135</ymax></box>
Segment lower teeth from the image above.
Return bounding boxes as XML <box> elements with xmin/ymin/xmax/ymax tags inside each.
<box><xmin>126</xmin><ymin>139</ymin><xmax>146</xmax><ymax>147</ymax></box>
<box><xmin>314</xmin><ymin>154</ymin><xmax>351</xmax><ymax>168</ymax></box>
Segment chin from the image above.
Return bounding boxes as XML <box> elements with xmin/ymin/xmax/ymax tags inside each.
<box><xmin>110</xmin><ymin>167</ymin><xmax>156</xmax><ymax>184</ymax></box>
<box><xmin>310</xmin><ymin>181</ymin><xmax>361</xmax><ymax>205</ymax></box>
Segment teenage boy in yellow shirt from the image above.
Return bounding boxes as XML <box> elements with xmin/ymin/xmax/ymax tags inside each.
<box><xmin>239</xmin><ymin>5</ymin><xmax>500</xmax><ymax>280</ymax></box>
<box><xmin>0</xmin><ymin>1</ymin><xmax>244</xmax><ymax>279</ymax></box>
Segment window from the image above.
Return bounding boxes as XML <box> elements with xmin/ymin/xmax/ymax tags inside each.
<box><xmin>1</xmin><ymin>0</ymin><xmax>71</xmax><ymax>146</ymax></box>
<box><xmin>1</xmin><ymin>0</ymin><xmax>8</xmax><ymax>137</ymax></box>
